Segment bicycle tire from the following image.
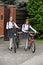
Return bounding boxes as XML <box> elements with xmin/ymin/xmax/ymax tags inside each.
<box><xmin>31</xmin><ymin>41</ymin><xmax>36</xmax><ymax>53</ymax></box>
<box><xmin>13</xmin><ymin>37</ymin><xmax>16</xmax><ymax>53</ymax></box>
<box><xmin>14</xmin><ymin>43</ymin><xmax>16</xmax><ymax>53</ymax></box>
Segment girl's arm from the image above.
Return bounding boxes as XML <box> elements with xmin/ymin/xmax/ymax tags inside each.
<box><xmin>29</xmin><ymin>25</ymin><xmax>37</xmax><ymax>33</ymax></box>
<box><xmin>6</xmin><ymin>22</ymin><xmax>8</xmax><ymax>29</ymax></box>
<box><xmin>14</xmin><ymin>22</ymin><xmax>20</xmax><ymax>29</ymax></box>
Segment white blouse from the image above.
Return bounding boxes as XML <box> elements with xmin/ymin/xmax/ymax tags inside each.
<box><xmin>6</xmin><ymin>21</ymin><xmax>19</xmax><ymax>29</ymax></box>
<box><xmin>22</xmin><ymin>24</ymin><xmax>37</xmax><ymax>33</ymax></box>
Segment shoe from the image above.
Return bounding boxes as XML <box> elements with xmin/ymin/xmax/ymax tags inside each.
<box><xmin>28</xmin><ymin>46</ymin><xmax>31</xmax><ymax>49</ymax></box>
<box><xmin>24</xmin><ymin>48</ymin><xmax>28</xmax><ymax>51</ymax></box>
<box><xmin>17</xmin><ymin>45</ymin><xmax>19</xmax><ymax>48</ymax></box>
<box><xmin>8</xmin><ymin>48</ymin><xmax>12</xmax><ymax>51</ymax></box>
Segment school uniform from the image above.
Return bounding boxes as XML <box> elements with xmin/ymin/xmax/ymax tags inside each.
<box><xmin>6</xmin><ymin>21</ymin><xmax>19</xmax><ymax>38</ymax></box>
<box><xmin>22</xmin><ymin>24</ymin><xmax>37</xmax><ymax>38</ymax></box>
<box><xmin>22</xmin><ymin>24</ymin><xmax>37</xmax><ymax>49</ymax></box>
<box><xmin>6</xmin><ymin>21</ymin><xmax>19</xmax><ymax>49</ymax></box>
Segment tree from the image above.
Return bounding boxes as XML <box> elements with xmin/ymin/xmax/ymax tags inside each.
<box><xmin>26</xmin><ymin>0</ymin><xmax>43</xmax><ymax>39</ymax></box>
<box><xmin>0</xmin><ymin>0</ymin><xmax>16</xmax><ymax>5</ymax></box>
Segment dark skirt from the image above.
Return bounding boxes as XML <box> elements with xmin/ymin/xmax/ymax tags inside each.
<box><xmin>22</xmin><ymin>32</ymin><xmax>29</xmax><ymax>39</ymax></box>
<box><xmin>7</xmin><ymin>29</ymin><xmax>14</xmax><ymax>38</ymax></box>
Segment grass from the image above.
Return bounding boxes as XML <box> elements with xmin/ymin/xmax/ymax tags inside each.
<box><xmin>35</xmin><ymin>39</ymin><xmax>43</xmax><ymax>44</ymax></box>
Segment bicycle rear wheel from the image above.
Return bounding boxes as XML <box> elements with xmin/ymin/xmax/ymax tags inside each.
<box><xmin>31</xmin><ymin>41</ymin><xmax>36</xmax><ymax>53</ymax></box>
<box><xmin>14</xmin><ymin>42</ymin><xmax>16</xmax><ymax>53</ymax></box>
<box><xmin>13</xmin><ymin>37</ymin><xmax>16</xmax><ymax>53</ymax></box>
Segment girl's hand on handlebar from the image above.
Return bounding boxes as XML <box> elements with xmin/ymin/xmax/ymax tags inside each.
<box><xmin>18</xmin><ymin>27</ymin><xmax>21</xmax><ymax>29</ymax></box>
<box><xmin>35</xmin><ymin>32</ymin><xmax>38</xmax><ymax>34</ymax></box>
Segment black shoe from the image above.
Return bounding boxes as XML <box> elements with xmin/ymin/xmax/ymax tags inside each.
<box><xmin>24</xmin><ymin>48</ymin><xmax>28</xmax><ymax>51</ymax></box>
<box><xmin>8</xmin><ymin>48</ymin><xmax>12</xmax><ymax>51</ymax></box>
<box><xmin>28</xmin><ymin>46</ymin><xmax>31</xmax><ymax>49</ymax></box>
<box><xmin>17</xmin><ymin>45</ymin><xmax>19</xmax><ymax>48</ymax></box>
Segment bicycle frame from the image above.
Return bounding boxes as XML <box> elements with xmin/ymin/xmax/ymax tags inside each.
<box><xmin>29</xmin><ymin>35</ymin><xmax>34</xmax><ymax>46</ymax></box>
<box><xmin>28</xmin><ymin>32</ymin><xmax>36</xmax><ymax>53</ymax></box>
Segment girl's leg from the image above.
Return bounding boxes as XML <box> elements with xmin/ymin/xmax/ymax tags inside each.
<box><xmin>9</xmin><ymin>38</ymin><xmax>13</xmax><ymax>49</ymax></box>
<box><xmin>25</xmin><ymin>38</ymin><xmax>28</xmax><ymax>49</ymax></box>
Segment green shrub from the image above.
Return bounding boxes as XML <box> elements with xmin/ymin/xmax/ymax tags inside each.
<box><xmin>26</xmin><ymin>0</ymin><xmax>43</xmax><ymax>39</ymax></box>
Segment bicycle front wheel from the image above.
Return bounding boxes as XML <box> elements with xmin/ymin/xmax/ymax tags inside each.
<box><xmin>31</xmin><ymin>41</ymin><xmax>36</xmax><ymax>53</ymax></box>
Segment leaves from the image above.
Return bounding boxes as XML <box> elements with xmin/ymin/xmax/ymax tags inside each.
<box><xmin>0</xmin><ymin>0</ymin><xmax>15</xmax><ymax>5</ymax></box>
<box><xmin>26</xmin><ymin>0</ymin><xmax>43</xmax><ymax>39</ymax></box>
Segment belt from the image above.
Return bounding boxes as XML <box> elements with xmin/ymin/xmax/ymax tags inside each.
<box><xmin>8</xmin><ymin>28</ymin><xmax>13</xmax><ymax>30</ymax></box>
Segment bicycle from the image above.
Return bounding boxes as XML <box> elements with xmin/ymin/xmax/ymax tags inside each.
<box><xmin>28</xmin><ymin>32</ymin><xmax>38</xmax><ymax>53</ymax></box>
<box><xmin>13</xmin><ymin>31</ymin><xmax>20</xmax><ymax>53</ymax></box>
<box><xmin>16</xmin><ymin>31</ymin><xmax>38</xmax><ymax>53</ymax></box>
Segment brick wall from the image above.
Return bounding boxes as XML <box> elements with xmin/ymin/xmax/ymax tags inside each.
<box><xmin>0</xmin><ymin>5</ymin><xmax>4</xmax><ymax>36</ymax></box>
<box><xmin>8</xmin><ymin>5</ymin><xmax>16</xmax><ymax>22</ymax></box>
<box><xmin>0</xmin><ymin>5</ymin><xmax>16</xmax><ymax>37</ymax></box>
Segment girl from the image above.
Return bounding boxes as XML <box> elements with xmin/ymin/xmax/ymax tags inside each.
<box><xmin>6</xmin><ymin>16</ymin><xmax>20</xmax><ymax>50</ymax></box>
<box><xmin>22</xmin><ymin>19</ymin><xmax>38</xmax><ymax>50</ymax></box>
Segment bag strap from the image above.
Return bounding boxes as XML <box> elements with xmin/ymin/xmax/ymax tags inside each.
<box><xmin>28</xmin><ymin>25</ymin><xmax>30</xmax><ymax>31</ymax></box>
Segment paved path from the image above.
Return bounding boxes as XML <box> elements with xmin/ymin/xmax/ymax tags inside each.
<box><xmin>0</xmin><ymin>38</ymin><xmax>43</xmax><ymax>65</ymax></box>
<box><xmin>20</xmin><ymin>53</ymin><xmax>43</xmax><ymax>65</ymax></box>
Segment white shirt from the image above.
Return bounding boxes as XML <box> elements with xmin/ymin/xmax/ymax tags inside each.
<box><xmin>6</xmin><ymin>21</ymin><xmax>19</xmax><ymax>29</ymax></box>
<box><xmin>22</xmin><ymin>24</ymin><xmax>37</xmax><ymax>33</ymax></box>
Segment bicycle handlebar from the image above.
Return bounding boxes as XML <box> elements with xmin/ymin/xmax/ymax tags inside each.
<box><xmin>29</xmin><ymin>32</ymin><xmax>38</xmax><ymax>34</ymax></box>
<box><xmin>17</xmin><ymin>31</ymin><xmax>38</xmax><ymax>35</ymax></box>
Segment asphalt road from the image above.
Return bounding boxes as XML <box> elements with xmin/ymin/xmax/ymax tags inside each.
<box><xmin>0</xmin><ymin>38</ymin><xmax>43</xmax><ymax>65</ymax></box>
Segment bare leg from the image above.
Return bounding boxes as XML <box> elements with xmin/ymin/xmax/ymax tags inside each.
<box><xmin>25</xmin><ymin>38</ymin><xmax>28</xmax><ymax>50</ymax></box>
<box><xmin>9</xmin><ymin>38</ymin><xmax>13</xmax><ymax>49</ymax></box>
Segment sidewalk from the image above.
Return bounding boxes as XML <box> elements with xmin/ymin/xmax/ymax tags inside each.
<box><xmin>20</xmin><ymin>53</ymin><xmax>43</xmax><ymax>65</ymax></box>
<box><xmin>0</xmin><ymin>38</ymin><xmax>43</xmax><ymax>65</ymax></box>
